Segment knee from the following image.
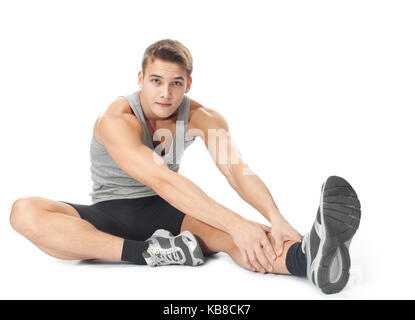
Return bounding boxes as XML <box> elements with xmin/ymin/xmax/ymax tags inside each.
<box><xmin>10</xmin><ymin>197</ymin><xmax>43</xmax><ymax>236</ymax></box>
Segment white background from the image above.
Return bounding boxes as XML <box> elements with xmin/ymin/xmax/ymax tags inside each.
<box><xmin>1</xmin><ymin>0</ymin><xmax>414</xmax><ymax>300</ymax></box>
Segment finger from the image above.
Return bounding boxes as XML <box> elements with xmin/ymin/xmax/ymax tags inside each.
<box><xmin>284</xmin><ymin>230</ymin><xmax>302</xmax><ymax>242</ymax></box>
<box><xmin>259</xmin><ymin>223</ymin><xmax>272</xmax><ymax>233</ymax></box>
<box><xmin>248</xmin><ymin>250</ymin><xmax>264</xmax><ymax>273</ymax></box>
<box><xmin>242</xmin><ymin>250</ymin><xmax>255</xmax><ymax>272</ymax></box>
<box><xmin>290</xmin><ymin>227</ymin><xmax>303</xmax><ymax>241</ymax></box>
<box><xmin>261</xmin><ymin>235</ymin><xmax>277</xmax><ymax>262</ymax></box>
<box><xmin>274</xmin><ymin>238</ymin><xmax>284</xmax><ymax>257</ymax></box>
<box><xmin>255</xmin><ymin>247</ymin><xmax>273</xmax><ymax>273</ymax></box>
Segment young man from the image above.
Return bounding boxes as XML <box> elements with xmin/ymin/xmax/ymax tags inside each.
<box><xmin>9</xmin><ymin>39</ymin><xmax>361</xmax><ymax>294</ymax></box>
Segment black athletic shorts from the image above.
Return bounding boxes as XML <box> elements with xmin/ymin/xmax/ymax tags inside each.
<box><xmin>59</xmin><ymin>195</ymin><xmax>186</xmax><ymax>241</ymax></box>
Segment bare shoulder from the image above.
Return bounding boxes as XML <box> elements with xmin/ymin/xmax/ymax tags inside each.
<box><xmin>94</xmin><ymin>97</ymin><xmax>143</xmax><ymax>145</ymax></box>
<box><xmin>188</xmin><ymin>98</ymin><xmax>229</xmax><ymax>136</ymax></box>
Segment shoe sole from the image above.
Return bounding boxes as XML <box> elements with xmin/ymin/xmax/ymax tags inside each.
<box><xmin>315</xmin><ymin>176</ymin><xmax>361</xmax><ymax>294</ymax></box>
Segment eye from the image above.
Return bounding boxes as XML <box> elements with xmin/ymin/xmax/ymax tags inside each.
<box><xmin>151</xmin><ymin>79</ymin><xmax>160</xmax><ymax>84</ymax></box>
<box><xmin>173</xmin><ymin>81</ymin><xmax>183</xmax><ymax>86</ymax></box>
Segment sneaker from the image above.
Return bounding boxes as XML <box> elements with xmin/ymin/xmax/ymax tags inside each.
<box><xmin>302</xmin><ymin>176</ymin><xmax>361</xmax><ymax>294</ymax></box>
<box><xmin>142</xmin><ymin>229</ymin><xmax>205</xmax><ymax>267</ymax></box>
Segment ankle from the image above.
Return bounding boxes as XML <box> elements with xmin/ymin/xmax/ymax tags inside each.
<box><xmin>285</xmin><ymin>240</ymin><xmax>307</xmax><ymax>277</ymax></box>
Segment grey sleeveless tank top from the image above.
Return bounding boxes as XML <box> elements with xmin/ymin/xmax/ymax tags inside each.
<box><xmin>89</xmin><ymin>91</ymin><xmax>196</xmax><ymax>204</ymax></box>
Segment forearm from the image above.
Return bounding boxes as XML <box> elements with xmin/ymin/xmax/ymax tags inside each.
<box><xmin>155</xmin><ymin>171</ymin><xmax>245</xmax><ymax>234</ymax></box>
<box><xmin>228</xmin><ymin>165</ymin><xmax>284</xmax><ymax>223</ymax></box>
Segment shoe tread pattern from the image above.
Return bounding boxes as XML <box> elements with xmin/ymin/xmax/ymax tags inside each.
<box><xmin>319</xmin><ymin>176</ymin><xmax>361</xmax><ymax>294</ymax></box>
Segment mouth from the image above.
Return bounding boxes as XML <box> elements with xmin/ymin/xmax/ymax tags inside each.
<box><xmin>156</xmin><ymin>102</ymin><xmax>172</xmax><ymax>107</ymax></box>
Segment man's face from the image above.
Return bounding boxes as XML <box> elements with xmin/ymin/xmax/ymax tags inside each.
<box><xmin>138</xmin><ymin>58</ymin><xmax>192</xmax><ymax>119</ymax></box>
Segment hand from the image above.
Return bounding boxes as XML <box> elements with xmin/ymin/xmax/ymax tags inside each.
<box><xmin>270</xmin><ymin>216</ymin><xmax>302</xmax><ymax>257</ymax></box>
<box><xmin>230</xmin><ymin>219</ymin><xmax>277</xmax><ymax>273</ymax></box>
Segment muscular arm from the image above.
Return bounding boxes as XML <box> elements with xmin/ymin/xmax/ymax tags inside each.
<box><xmin>156</xmin><ymin>170</ymin><xmax>243</xmax><ymax>233</ymax></box>
<box><xmin>196</xmin><ymin>105</ymin><xmax>302</xmax><ymax>256</ymax></box>
<box><xmin>195</xmin><ymin>107</ymin><xmax>283</xmax><ymax>224</ymax></box>
<box><xmin>99</xmin><ymin>98</ymin><xmax>280</xmax><ymax>272</ymax></box>
<box><xmin>227</xmin><ymin>165</ymin><xmax>283</xmax><ymax>224</ymax></box>
<box><xmin>99</xmin><ymin>109</ymin><xmax>244</xmax><ymax>235</ymax></box>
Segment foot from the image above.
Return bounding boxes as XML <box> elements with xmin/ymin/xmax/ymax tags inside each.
<box><xmin>302</xmin><ymin>176</ymin><xmax>361</xmax><ymax>294</ymax></box>
<box><xmin>142</xmin><ymin>229</ymin><xmax>205</xmax><ymax>267</ymax></box>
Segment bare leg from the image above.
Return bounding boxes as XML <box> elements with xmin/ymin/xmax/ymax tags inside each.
<box><xmin>9</xmin><ymin>197</ymin><xmax>124</xmax><ymax>261</ymax></box>
<box><xmin>180</xmin><ymin>215</ymin><xmax>295</xmax><ymax>274</ymax></box>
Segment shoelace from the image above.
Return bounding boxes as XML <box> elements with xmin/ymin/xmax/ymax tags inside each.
<box><xmin>147</xmin><ymin>245</ymin><xmax>185</xmax><ymax>266</ymax></box>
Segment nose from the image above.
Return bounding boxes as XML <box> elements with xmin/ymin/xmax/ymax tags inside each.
<box><xmin>160</xmin><ymin>84</ymin><xmax>171</xmax><ymax>99</ymax></box>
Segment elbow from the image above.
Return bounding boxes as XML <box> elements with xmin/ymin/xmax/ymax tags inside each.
<box><xmin>226</xmin><ymin>164</ymin><xmax>252</xmax><ymax>193</ymax></box>
<box><xmin>226</xmin><ymin>171</ymin><xmax>237</xmax><ymax>189</ymax></box>
<box><xmin>226</xmin><ymin>167</ymin><xmax>240</xmax><ymax>191</ymax></box>
<box><xmin>226</xmin><ymin>163</ymin><xmax>244</xmax><ymax>184</ymax></box>
<box><xmin>231</xmin><ymin>163</ymin><xmax>254</xmax><ymax>179</ymax></box>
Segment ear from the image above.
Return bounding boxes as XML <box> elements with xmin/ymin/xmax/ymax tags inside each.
<box><xmin>138</xmin><ymin>71</ymin><xmax>144</xmax><ymax>89</ymax></box>
<box><xmin>185</xmin><ymin>76</ymin><xmax>192</xmax><ymax>93</ymax></box>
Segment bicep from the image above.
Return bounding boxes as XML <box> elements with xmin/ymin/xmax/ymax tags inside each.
<box><xmin>100</xmin><ymin>115</ymin><xmax>170</xmax><ymax>189</ymax></box>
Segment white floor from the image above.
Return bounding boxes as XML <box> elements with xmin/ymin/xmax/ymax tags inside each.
<box><xmin>0</xmin><ymin>236</ymin><xmax>372</xmax><ymax>300</ymax></box>
<box><xmin>0</xmin><ymin>199</ymin><xmax>412</xmax><ymax>300</ymax></box>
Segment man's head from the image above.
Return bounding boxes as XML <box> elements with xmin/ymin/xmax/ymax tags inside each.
<box><xmin>138</xmin><ymin>39</ymin><xmax>193</xmax><ymax>119</ymax></box>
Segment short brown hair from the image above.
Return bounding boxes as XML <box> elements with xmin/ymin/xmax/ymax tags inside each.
<box><xmin>141</xmin><ymin>39</ymin><xmax>193</xmax><ymax>79</ymax></box>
